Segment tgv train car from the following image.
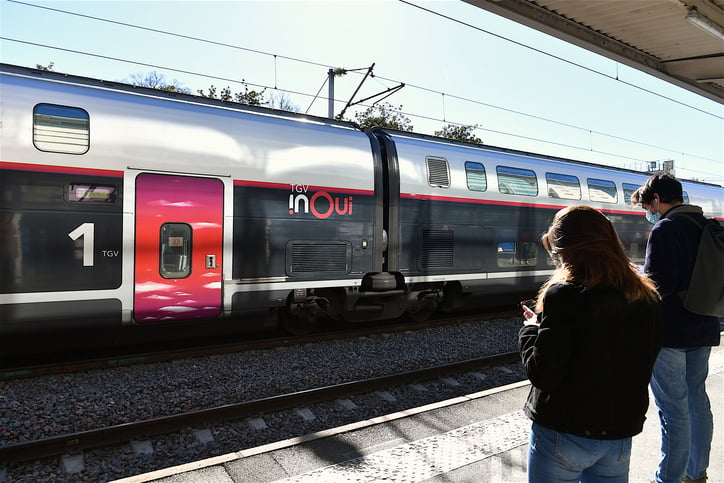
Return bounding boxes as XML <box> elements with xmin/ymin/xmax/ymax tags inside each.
<box><xmin>376</xmin><ymin>128</ymin><xmax>723</xmax><ymax>321</ymax></box>
<box><xmin>1</xmin><ymin>63</ymin><xmax>387</xmax><ymax>335</ymax></box>
<box><xmin>1</xmin><ymin>63</ymin><xmax>723</xmax><ymax>337</ymax></box>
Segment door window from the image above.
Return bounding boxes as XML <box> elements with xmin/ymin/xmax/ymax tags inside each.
<box><xmin>160</xmin><ymin>223</ymin><xmax>191</xmax><ymax>278</ymax></box>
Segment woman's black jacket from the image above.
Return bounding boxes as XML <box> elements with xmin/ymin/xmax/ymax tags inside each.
<box><xmin>519</xmin><ymin>282</ymin><xmax>662</xmax><ymax>440</ymax></box>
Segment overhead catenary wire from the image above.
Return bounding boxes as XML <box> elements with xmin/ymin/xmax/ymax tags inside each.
<box><xmin>9</xmin><ymin>0</ymin><xmax>720</xmax><ymax>121</ymax></box>
<box><xmin>5</xmin><ymin>0</ymin><xmax>330</xmax><ymax>70</ymax></box>
<box><xmin>399</xmin><ymin>0</ymin><xmax>722</xmax><ymax>120</ymax></box>
<box><xmin>2</xmin><ymin>0</ymin><xmax>722</xmax><ymax>181</ymax></box>
<box><xmin>5</xmin><ymin>35</ymin><xmax>719</xmax><ymax>179</ymax></box>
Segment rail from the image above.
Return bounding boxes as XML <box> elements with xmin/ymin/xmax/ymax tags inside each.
<box><xmin>1</xmin><ymin>310</ymin><xmax>518</xmax><ymax>381</ymax></box>
<box><xmin>0</xmin><ymin>351</ymin><xmax>520</xmax><ymax>463</ymax></box>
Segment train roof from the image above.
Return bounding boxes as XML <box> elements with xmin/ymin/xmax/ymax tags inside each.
<box><xmin>2</xmin><ymin>63</ymin><xmax>721</xmax><ymax>190</ymax></box>
<box><xmin>0</xmin><ymin>62</ymin><xmax>362</xmax><ymax>133</ymax></box>
<box><xmin>374</xmin><ymin>127</ymin><xmax>723</xmax><ymax>189</ymax></box>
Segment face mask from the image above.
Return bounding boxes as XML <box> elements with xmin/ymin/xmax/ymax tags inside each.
<box><xmin>645</xmin><ymin>199</ymin><xmax>661</xmax><ymax>225</ymax></box>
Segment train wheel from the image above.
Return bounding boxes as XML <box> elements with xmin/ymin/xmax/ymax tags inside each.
<box><xmin>404</xmin><ymin>303</ymin><xmax>435</xmax><ymax>323</ymax></box>
<box><xmin>280</xmin><ymin>309</ymin><xmax>318</xmax><ymax>335</ymax></box>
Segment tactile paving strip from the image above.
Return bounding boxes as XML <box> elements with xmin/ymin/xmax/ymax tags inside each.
<box><xmin>274</xmin><ymin>410</ymin><xmax>529</xmax><ymax>482</ymax></box>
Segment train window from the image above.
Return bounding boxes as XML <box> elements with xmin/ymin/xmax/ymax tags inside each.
<box><xmin>622</xmin><ymin>183</ymin><xmax>639</xmax><ymax>205</ymax></box>
<box><xmin>496</xmin><ymin>241</ymin><xmax>538</xmax><ymax>267</ymax></box>
<box><xmin>497</xmin><ymin>166</ymin><xmax>538</xmax><ymax>196</ymax></box>
<box><xmin>426</xmin><ymin>157</ymin><xmax>450</xmax><ymax>188</ymax></box>
<box><xmin>160</xmin><ymin>223</ymin><xmax>192</xmax><ymax>279</ymax></box>
<box><xmin>546</xmin><ymin>173</ymin><xmax>581</xmax><ymax>199</ymax></box>
<box><xmin>33</xmin><ymin>103</ymin><xmax>90</xmax><ymax>154</ymax></box>
<box><xmin>465</xmin><ymin>161</ymin><xmax>487</xmax><ymax>191</ymax></box>
<box><xmin>683</xmin><ymin>191</ymin><xmax>690</xmax><ymax>204</ymax></box>
<box><xmin>587</xmin><ymin>178</ymin><xmax>618</xmax><ymax>203</ymax></box>
<box><xmin>67</xmin><ymin>183</ymin><xmax>117</xmax><ymax>203</ymax></box>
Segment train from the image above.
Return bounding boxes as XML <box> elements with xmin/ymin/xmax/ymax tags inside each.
<box><xmin>1</xmin><ymin>63</ymin><xmax>723</xmax><ymax>340</ymax></box>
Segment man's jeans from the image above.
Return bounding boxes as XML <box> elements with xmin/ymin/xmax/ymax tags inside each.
<box><xmin>527</xmin><ymin>423</ymin><xmax>631</xmax><ymax>482</ymax></box>
<box><xmin>650</xmin><ymin>347</ymin><xmax>713</xmax><ymax>483</ymax></box>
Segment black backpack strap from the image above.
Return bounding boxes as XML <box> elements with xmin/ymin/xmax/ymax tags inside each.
<box><xmin>669</xmin><ymin>214</ymin><xmax>710</xmax><ymax>306</ymax></box>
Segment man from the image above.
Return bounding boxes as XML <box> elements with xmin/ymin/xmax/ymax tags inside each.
<box><xmin>631</xmin><ymin>173</ymin><xmax>720</xmax><ymax>483</ymax></box>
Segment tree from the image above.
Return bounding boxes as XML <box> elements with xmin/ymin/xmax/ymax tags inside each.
<box><xmin>434</xmin><ymin>123</ymin><xmax>482</xmax><ymax>144</ymax></box>
<box><xmin>350</xmin><ymin>102</ymin><xmax>413</xmax><ymax>131</ymax></box>
<box><xmin>268</xmin><ymin>92</ymin><xmax>300</xmax><ymax>112</ymax></box>
<box><xmin>197</xmin><ymin>82</ymin><xmax>266</xmax><ymax>106</ymax></box>
<box><xmin>125</xmin><ymin>71</ymin><xmax>191</xmax><ymax>93</ymax></box>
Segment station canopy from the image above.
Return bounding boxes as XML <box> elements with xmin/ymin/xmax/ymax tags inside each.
<box><xmin>464</xmin><ymin>0</ymin><xmax>724</xmax><ymax>104</ymax></box>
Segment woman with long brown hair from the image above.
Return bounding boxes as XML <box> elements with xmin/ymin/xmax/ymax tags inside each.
<box><xmin>519</xmin><ymin>205</ymin><xmax>661</xmax><ymax>482</ymax></box>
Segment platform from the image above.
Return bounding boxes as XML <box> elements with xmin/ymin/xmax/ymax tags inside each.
<box><xmin>114</xmin><ymin>344</ymin><xmax>724</xmax><ymax>483</ymax></box>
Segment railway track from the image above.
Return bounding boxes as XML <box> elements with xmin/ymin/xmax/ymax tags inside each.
<box><xmin>0</xmin><ymin>310</ymin><xmax>518</xmax><ymax>381</ymax></box>
<box><xmin>0</xmin><ymin>351</ymin><xmax>520</xmax><ymax>464</ymax></box>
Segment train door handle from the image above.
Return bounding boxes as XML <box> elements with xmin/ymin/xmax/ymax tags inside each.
<box><xmin>205</xmin><ymin>254</ymin><xmax>217</xmax><ymax>269</ymax></box>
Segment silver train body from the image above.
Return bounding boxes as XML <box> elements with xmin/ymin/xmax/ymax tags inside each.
<box><xmin>2</xmin><ymin>63</ymin><xmax>722</xmax><ymax>335</ymax></box>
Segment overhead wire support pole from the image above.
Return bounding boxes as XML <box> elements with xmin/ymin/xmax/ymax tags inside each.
<box><xmin>346</xmin><ymin>83</ymin><xmax>405</xmax><ymax>109</ymax></box>
<box><xmin>308</xmin><ymin>67</ymin><xmax>347</xmax><ymax>117</ymax></box>
<box><xmin>328</xmin><ymin>68</ymin><xmax>335</xmax><ymax>118</ymax></box>
<box><xmin>338</xmin><ymin>63</ymin><xmax>375</xmax><ymax>119</ymax></box>
<box><xmin>337</xmin><ymin>63</ymin><xmax>405</xmax><ymax>119</ymax></box>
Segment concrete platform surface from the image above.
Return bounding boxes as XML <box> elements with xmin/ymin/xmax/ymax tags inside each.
<box><xmin>114</xmin><ymin>344</ymin><xmax>724</xmax><ymax>483</ymax></box>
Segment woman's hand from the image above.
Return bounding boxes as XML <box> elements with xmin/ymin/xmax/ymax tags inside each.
<box><xmin>520</xmin><ymin>300</ymin><xmax>539</xmax><ymax>326</ymax></box>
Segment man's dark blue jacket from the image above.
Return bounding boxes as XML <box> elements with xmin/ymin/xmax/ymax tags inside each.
<box><xmin>644</xmin><ymin>204</ymin><xmax>721</xmax><ymax>348</ymax></box>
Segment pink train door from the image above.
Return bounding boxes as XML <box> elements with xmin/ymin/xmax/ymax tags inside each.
<box><xmin>134</xmin><ymin>173</ymin><xmax>223</xmax><ymax>323</ymax></box>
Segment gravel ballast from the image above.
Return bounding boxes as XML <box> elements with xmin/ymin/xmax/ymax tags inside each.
<box><xmin>1</xmin><ymin>316</ymin><xmax>526</xmax><ymax>482</ymax></box>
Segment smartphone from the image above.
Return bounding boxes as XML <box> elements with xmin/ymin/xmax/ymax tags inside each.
<box><xmin>519</xmin><ymin>299</ymin><xmax>536</xmax><ymax>310</ymax></box>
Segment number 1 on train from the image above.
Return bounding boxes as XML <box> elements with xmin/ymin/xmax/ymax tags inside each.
<box><xmin>68</xmin><ymin>222</ymin><xmax>95</xmax><ymax>267</ymax></box>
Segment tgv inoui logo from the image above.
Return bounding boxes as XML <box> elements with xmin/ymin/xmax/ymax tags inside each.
<box><xmin>288</xmin><ymin>184</ymin><xmax>353</xmax><ymax>219</ymax></box>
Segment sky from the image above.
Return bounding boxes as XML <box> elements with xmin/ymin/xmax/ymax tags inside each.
<box><xmin>1</xmin><ymin>0</ymin><xmax>723</xmax><ymax>185</ymax></box>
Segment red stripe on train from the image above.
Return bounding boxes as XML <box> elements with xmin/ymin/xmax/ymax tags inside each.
<box><xmin>0</xmin><ymin>162</ymin><xmax>124</xmax><ymax>178</ymax></box>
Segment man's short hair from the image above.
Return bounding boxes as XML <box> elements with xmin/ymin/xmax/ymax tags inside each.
<box><xmin>631</xmin><ymin>173</ymin><xmax>683</xmax><ymax>205</ymax></box>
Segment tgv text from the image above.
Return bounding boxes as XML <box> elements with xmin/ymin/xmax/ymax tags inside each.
<box><xmin>289</xmin><ymin>184</ymin><xmax>353</xmax><ymax>219</ymax></box>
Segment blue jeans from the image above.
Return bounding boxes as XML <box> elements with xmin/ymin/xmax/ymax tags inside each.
<box><xmin>527</xmin><ymin>422</ymin><xmax>632</xmax><ymax>482</ymax></box>
<box><xmin>650</xmin><ymin>347</ymin><xmax>713</xmax><ymax>483</ymax></box>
